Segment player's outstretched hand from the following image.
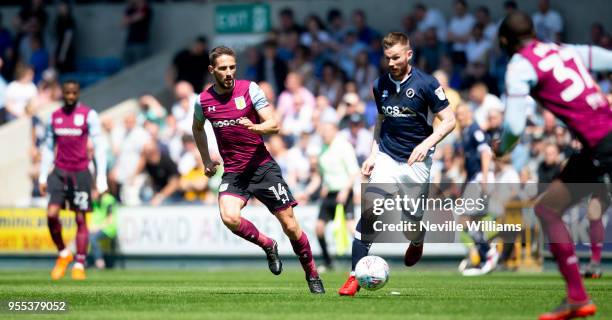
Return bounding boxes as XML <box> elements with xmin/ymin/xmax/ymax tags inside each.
<box><xmin>361</xmin><ymin>156</ymin><xmax>376</xmax><ymax>177</ymax></box>
<box><xmin>39</xmin><ymin>183</ymin><xmax>47</xmax><ymax>197</ymax></box>
<box><xmin>204</xmin><ymin>160</ymin><xmax>220</xmax><ymax>177</ymax></box>
<box><xmin>407</xmin><ymin>143</ymin><xmax>429</xmax><ymax>166</ymax></box>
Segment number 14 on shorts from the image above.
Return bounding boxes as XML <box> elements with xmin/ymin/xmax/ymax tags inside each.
<box><xmin>268</xmin><ymin>183</ymin><xmax>289</xmax><ymax>204</ymax></box>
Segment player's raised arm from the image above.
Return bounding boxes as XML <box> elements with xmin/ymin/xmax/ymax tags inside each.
<box><xmin>192</xmin><ymin>99</ymin><xmax>218</xmax><ymax>177</ymax></box>
<box><xmin>38</xmin><ymin>114</ymin><xmax>55</xmax><ymax>196</ymax></box>
<box><xmin>497</xmin><ymin>55</ymin><xmax>535</xmax><ymax>156</ymax></box>
<box><xmin>87</xmin><ymin>110</ymin><xmax>108</xmax><ymax>194</ymax></box>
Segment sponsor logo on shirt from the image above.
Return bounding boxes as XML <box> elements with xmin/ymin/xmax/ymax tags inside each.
<box><xmin>381</xmin><ymin>106</ymin><xmax>416</xmax><ymax>117</ymax></box>
<box><xmin>212</xmin><ymin>118</ymin><xmax>241</xmax><ymax>128</ymax></box>
<box><xmin>55</xmin><ymin>128</ymin><xmax>83</xmax><ymax>136</ymax></box>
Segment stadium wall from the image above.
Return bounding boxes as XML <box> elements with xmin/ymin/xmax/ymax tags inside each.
<box><xmin>0</xmin><ymin>0</ymin><xmax>611</xmax><ymax>60</ymax></box>
<box><xmin>0</xmin><ymin>205</ymin><xmax>466</xmax><ymax>257</ymax></box>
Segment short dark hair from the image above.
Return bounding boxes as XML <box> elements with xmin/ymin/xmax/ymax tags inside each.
<box><xmin>504</xmin><ymin>0</ymin><xmax>518</xmax><ymax>10</ymax></box>
<box><xmin>279</xmin><ymin>7</ymin><xmax>294</xmax><ymax>18</ymax></box>
<box><xmin>382</xmin><ymin>32</ymin><xmax>410</xmax><ymax>50</ymax></box>
<box><xmin>455</xmin><ymin>0</ymin><xmax>467</xmax><ymax>8</ymax></box>
<box><xmin>209</xmin><ymin>46</ymin><xmax>236</xmax><ymax>66</ymax></box>
<box><xmin>196</xmin><ymin>35</ymin><xmax>208</xmax><ymax>44</ymax></box>
<box><xmin>62</xmin><ymin>79</ymin><xmax>80</xmax><ymax>88</ymax></box>
<box><xmin>327</xmin><ymin>8</ymin><xmax>342</xmax><ymax>24</ymax></box>
<box><xmin>476</xmin><ymin>6</ymin><xmax>490</xmax><ymax>16</ymax></box>
<box><xmin>498</xmin><ymin>11</ymin><xmax>534</xmax><ymax>46</ymax></box>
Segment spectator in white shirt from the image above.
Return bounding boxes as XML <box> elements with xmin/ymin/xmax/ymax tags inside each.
<box><xmin>475</xmin><ymin>6</ymin><xmax>497</xmax><ymax>41</ymax></box>
<box><xmin>468</xmin><ymin>82</ymin><xmax>503</xmax><ymax>128</ymax></box>
<box><xmin>447</xmin><ymin>0</ymin><xmax>476</xmax><ymax>61</ymax></box>
<box><xmin>300</xmin><ymin>15</ymin><xmax>331</xmax><ymax>47</ymax></box>
<box><xmin>171</xmin><ymin>81</ymin><xmax>197</xmax><ymax>136</ymax></box>
<box><xmin>5</xmin><ymin>64</ymin><xmax>37</xmax><ymax>121</ymax></box>
<box><xmin>339</xmin><ymin>113</ymin><xmax>373</xmax><ymax>165</ymax></box>
<box><xmin>109</xmin><ymin>112</ymin><xmax>151</xmax><ymax>205</ymax></box>
<box><xmin>465</xmin><ymin>24</ymin><xmax>492</xmax><ymax>64</ymax></box>
<box><xmin>413</xmin><ymin>3</ymin><xmax>447</xmax><ymax>42</ymax></box>
<box><xmin>532</xmin><ymin>0</ymin><xmax>563</xmax><ymax>42</ymax></box>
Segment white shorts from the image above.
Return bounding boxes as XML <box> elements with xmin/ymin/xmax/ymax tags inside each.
<box><xmin>365</xmin><ymin>151</ymin><xmax>432</xmax><ymax>220</ymax></box>
<box><xmin>369</xmin><ymin>151</ymin><xmax>432</xmax><ymax>184</ymax></box>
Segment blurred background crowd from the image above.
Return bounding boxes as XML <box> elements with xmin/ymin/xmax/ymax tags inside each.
<box><xmin>0</xmin><ymin>0</ymin><xmax>610</xmax><ymax>207</ymax></box>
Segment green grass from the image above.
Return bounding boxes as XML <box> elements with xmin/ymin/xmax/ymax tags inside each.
<box><xmin>0</xmin><ymin>267</ymin><xmax>610</xmax><ymax>319</ymax></box>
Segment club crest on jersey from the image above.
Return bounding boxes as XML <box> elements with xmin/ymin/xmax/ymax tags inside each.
<box><xmin>382</xmin><ymin>90</ymin><xmax>389</xmax><ymax>99</ymax></box>
<box><xmin>55</xmin><ymin>118</ymin><xmax>63</xmax><ymax>124</ymax></box>
<box><xmin>73</xmin><ymin>114</ymin><xmax>84</xmax><ymax>126</ymax></box>
<box><xmin>406</xmin><ymin>88</ymin><xmax>415</xmax><ymax>98</ymax></box>
<box><xmin>235</xmin><ymin>97</ymin><xmax>247</xmax><ymax>110</ymax></box>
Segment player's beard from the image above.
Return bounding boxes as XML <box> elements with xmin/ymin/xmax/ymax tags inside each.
<box><xmin>64</xmin><ymin>102</ymin><xmax>77</xmax><ymax>111</ymax></box>
<box><xmin>390</xmin><ymin>65</ymin><xmax>407</xmax><ymax>80</ymax></box>
<box><xmin>217</xmin><ymin>76</ymin><xmax>234</xmax><ymax>90</ymax></box>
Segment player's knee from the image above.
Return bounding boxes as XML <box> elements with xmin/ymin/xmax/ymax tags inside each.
<box><xmin>281</xmin><ymin>219</ymin><xmax>300</xmax><ymax>237</ymax></box>
<box><xmin>533</xmin><ymin>203</ymin><xmax>561</xmax><ymax>224</ymax></box>
<box><xmin>220</xmin><ymin>211</ymin><xmax>241</xmax><ymax>229</ymax></box>
<box><xmin>47</xmin><ymin>205</ymin><xmax>60</xmax><ymax>218</ymax></box>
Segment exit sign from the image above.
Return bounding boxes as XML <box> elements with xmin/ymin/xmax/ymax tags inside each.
<box><xmin>215</xmin><ymin>4</ymin><xmax>271</xmax><ymax>34</ymax></box>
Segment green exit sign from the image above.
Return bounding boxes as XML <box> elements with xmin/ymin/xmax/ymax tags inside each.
<box><xmin>215</xmin><ymin>4</ymin><xmax>271</xmax><ymax>34</ymax></box>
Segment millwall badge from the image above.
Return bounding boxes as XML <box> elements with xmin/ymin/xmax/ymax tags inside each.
<box><xmin>73</xmin><ymin>114</ymin><xmax>85</xmax><ymax>126</ymax></box>
<box><xmin>235</xmin><ymin>96</ymin><xmax>247</xmax><ymax>110</ymax></box>
<box><xmin>406</xmin><ymin>88</ymin><xmax>415</xmax><ymax>98</ymax></box>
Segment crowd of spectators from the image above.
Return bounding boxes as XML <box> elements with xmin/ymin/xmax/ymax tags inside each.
<box><xmin>0</xmin><ymin>0</ymin><xmax>153</xmax><ymax>126</ymax></box>
<box><xmin>25</xmin><ymin>1</ymin><xmax>612</xmax><ymax>208</ymax></box>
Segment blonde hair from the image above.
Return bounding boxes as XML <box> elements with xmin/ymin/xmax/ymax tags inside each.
<box><xmin>382</xmin><ymin>32</ymin><xmax>410</xmax><ymax>50</ymax></box>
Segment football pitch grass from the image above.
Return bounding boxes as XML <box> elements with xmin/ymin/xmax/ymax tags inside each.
<box><xmin>0</xmin><ymin>267</ymin><xmax>610</xmax><ymax>319</ymax></box>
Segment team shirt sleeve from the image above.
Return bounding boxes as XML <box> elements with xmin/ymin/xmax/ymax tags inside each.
<box><xmin>249</xmin><ymin>82</ymin><xmax>269</xmax><ymax>111</ymax></box>
<box><xmin>38</xmin><ymin>114</ymin><xmax>55</xmax><ymax>184</ymax></box>
<box><xmin>499</xmin><ymin>54</ymin><xmax>538</xmax><ymax>154</ymax></box>
<box><xmin>87</xmin><ymin>110</ymin><xmax>108</xmax><ymax>185</ymax></box>
<box><xmin>474</xmin><ymin>128</ymin><xmax>491</xmax><ymax>154</ymax></box>
<box><xmin>372</xmin><ymin>78</ymin><xmax>383</xmax><ymax>115</ymax></box>
<box><xmin>193</xmin><ymin>96</ymin><xmax>204</xmax><ymax>122</ymax></box>
<box><xmin>565</xmin><ymin>44</ymin><xmax>612</xmax><ymax>72</ymax></box>
<box><xmin>424</xmin><ymin>77</ymin><xmax>449</xmax><ymax>114</ymax></box>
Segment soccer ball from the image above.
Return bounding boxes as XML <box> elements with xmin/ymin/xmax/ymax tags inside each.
<box><xmin>355</xmin><ymin>256</ymin><xmax>389</xmax><ymax>291</ymax></box>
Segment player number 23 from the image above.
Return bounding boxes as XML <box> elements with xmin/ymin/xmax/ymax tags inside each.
<box><xmin>268</xmin><ymin>183</ymin><xmax>289</xmax><ymax>204</ymax></box>
<box><xmin>534</xmin><ymin>43</ymin><xmax>595</xmax><ymax>103</ymax></box>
